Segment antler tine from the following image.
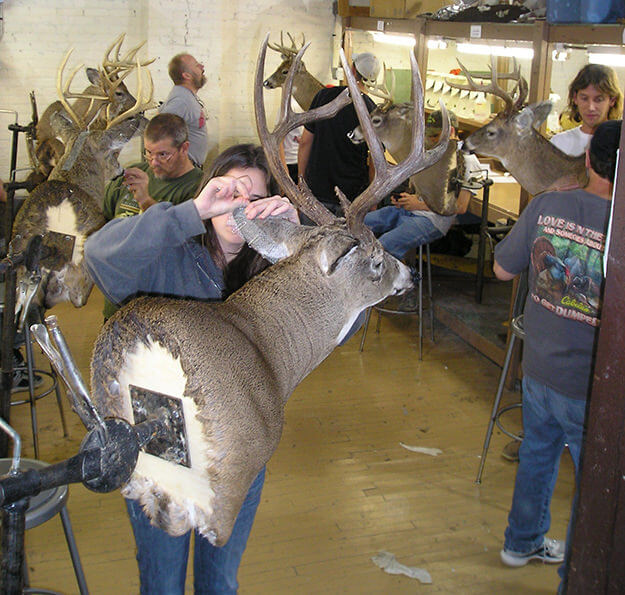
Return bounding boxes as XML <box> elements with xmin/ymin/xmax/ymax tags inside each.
<box><xmin>364</xmin><ymin>63</ymin><xmax>395</xmax><ymax>109</ymax></box>
<box><xmin>345</xmin><ymin>49</ymin><xmax>450</xmax><ymax>240</ymax></box>
<box><xmin>103</xmin><ymin>34</ymin><xmax>125</xmax><ymax>70</ymax></box>
<box><xmin>57</xmin><ymin>49</ymin><xmax>93</xmax><ymax>130</ymax></box>
<box><xmin>105</xmin><ymin>58</ymin><xmax>155</xmax><ymax>129</ymax></box>
<box><xmin>268</xmin><ymin>30</ymin><xmax>299</xmax><ymax>58</ymax></box>
<box><xmin>255</xmin><ymin>33</ymin><xmax>352</xmax><ymax>225</ymax></box>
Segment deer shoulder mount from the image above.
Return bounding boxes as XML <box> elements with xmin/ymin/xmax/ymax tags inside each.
<box><xmin>87</xmin><ymin>35</ymin><xmax>449</xmax><ymax>546</ymax></box>
<box><xmin>12</xmin><ymin>48</ymin><xmax>151</xmax><ymax>311</ymax></box>
<box><xmin>263</xmin><ymin>31</ymin><xmax>324</xmax><ymax>110</ymax></box>
<box><xmin>349</xmin><ymin>101</ymin><xmax>459</xmax><ymax>215</ymax></box>
<box><xmin>30</xmin><ymin>34</ymin><xmax>155</xmax><ymax>183</ymax></box>
<box><xmin>448</xmin><ymin>57</ymin><xmax>587</xmax><ymax>195</ymax></box>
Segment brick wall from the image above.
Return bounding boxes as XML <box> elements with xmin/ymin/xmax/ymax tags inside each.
<box><xmin>0</xmin><ymin>0</ymin><xmax>336</xmax><ymax>181</ymax></box>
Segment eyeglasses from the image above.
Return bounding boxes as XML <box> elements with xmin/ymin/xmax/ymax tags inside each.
<box><xmin>144</xmin><ymin>147</ymin><xmax>180</xmax><ymax>163</ymax></box>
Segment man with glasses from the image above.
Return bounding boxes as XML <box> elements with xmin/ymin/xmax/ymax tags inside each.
<box><xmin>160</xmin><ymin>53</ymin><xmax>209</xmax><ymax>168</ymax></box>
<box><xmin>101</xmin><ymin>113</ymin><xmax>203</xmax><ymax>319</ymax></box>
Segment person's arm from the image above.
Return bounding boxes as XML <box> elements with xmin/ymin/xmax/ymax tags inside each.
<box><xmin>297</xmin><ymin>128</ymin><xmax>314</xmax><ymax>179</ymax></box>
<box><xmin>392</xmin><ymin>193</ymin><xmax>431</xmax><ymax>211</ymax></box>
<box><xmin>84</xmin><ymin>200</ymin><xmax>207</xmax><ymax>304</ymax></box>
<box><xmin>493</xmin><ymin>260</ymin><xmax>516</xmax><ymax>281</ymax></box>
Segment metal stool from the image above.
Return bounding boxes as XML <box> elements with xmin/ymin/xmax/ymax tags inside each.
<box><xmin>11</xmin><ymin>306</ymin><xmax>67</xmax><ymax>459</ymax></box>
<box><xmin>475</xmin><ymin>314</ymin><xmax>524</xmax><ymax>484</ymax></box>
<box><xmin>359</xmin><ymin>243</ymin><xmax>434</xmax><ymax>360</ymax></box>
<box><xmin>0</xmin><ymin>457</ymin><xmax>88</xmax><ymax>594</ymax></box>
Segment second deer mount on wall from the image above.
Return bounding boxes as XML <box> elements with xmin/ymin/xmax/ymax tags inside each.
<box><xmin>425</xmin><ymin>71</ymin><xmax>494</xmax><ymax>121</ymax></box>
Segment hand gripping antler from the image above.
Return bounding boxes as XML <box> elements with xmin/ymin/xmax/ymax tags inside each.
<box><xmin>255</xmin><ymin>33</ymin><xmax>352</xmax><ymax>225</ymax></box>
<box><xmin>446</xmin><ymin>56</ymin><xmax>528</xmax><ymax>115</ymax></box>
<box><xmin>343</xmin><ymin>48</ymin><xmax>451</xmax><ymax>242</ymax></box>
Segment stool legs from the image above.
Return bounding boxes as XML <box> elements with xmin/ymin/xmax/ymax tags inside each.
<box><xmin>59</xmin><ymin>506</ymin><xmax>89</xmax><ymax>595</ymax></box>
<box><xmin>358</xmin><ymin>307</ymin><xmax>373</xmax><ymax>352</ymax></box>
<box><xmin>475</xmin><ymin>332</ymin><xmax>519</xmax><ymax>484</ymax></box>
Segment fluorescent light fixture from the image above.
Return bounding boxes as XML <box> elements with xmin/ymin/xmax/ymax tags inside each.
<box><xmin>457</xmin><ymin>42</ymin><xmax>534</xmax><ymax>60</ymax></box>
<box><xmin>588</xmin><ymin>50</ymin><xmax>625</xmax><ymax>67</ymax></box>
<box><xmin>371</xmin><ymin>32</ymin><xmax>416</xmax><ymax>47</ymax></box>
<box><xmin>427</xmin><ymin>38</ymin><xmax>448</xmax><ymax>50</ymax></box>
<box><xmin>552</xmin><ymin>43</ymin><xmax>570</xmax><ymax>62</ymax></box>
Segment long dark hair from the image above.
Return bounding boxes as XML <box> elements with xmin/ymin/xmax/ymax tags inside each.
<box><xmin>199</xmin><ymin>144</ymin><xmax>277</xmax><ymax>296</ymax></box>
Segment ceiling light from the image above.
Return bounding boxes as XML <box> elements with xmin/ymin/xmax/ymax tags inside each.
<box><xmin>457</xmin><ymin>42</ymin><xmax>534</xmax><ymax>60</ymax></box>
<box><xmin>587</xmin><ymin>50</ymin><xmax>625</xmax><ymax>67</ymax></box>
<box><xmin>371</xmin><ymin>32</ymin><xmax>416</xmax><ymax>47</ymax></box>
<box><xmin>427</xmin><ymin>38</ymin><xmax>448</xmax><ymax>50</ymax></box>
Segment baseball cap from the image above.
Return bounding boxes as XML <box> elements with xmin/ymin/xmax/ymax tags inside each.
<box><xmin>352</xmin><ymin>52</ymin><xmax>380</xmax><ymax>84</ymax></box>
<box><xmin>426</xmin><ymin>109</ymin><xmax>458</xmax><ymax>133</ymax></box>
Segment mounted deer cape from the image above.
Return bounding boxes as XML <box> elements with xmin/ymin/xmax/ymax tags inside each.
<box><xmin>349</xmin><ymin>98</ymin><xmax>460</xmax><ymax>216</ymax></box>
<box><xmin>263</xmin><ymin>31</ymin><xmax>324</xmax><ymax>110</ymax></box>
<box><xmin>11</xmin><ymin>47</ymin><xmax>153</xmax><ymax>310</ymax></box>
<box><xmin>87</xmin><ymin>36</ymin><xmax>448</xmax><ymax>547</ymax></box>
<box><xmin>27</xmin><ymin>34</ymin><xmax>155</xmax><ymax>186</ymax></box>
<box><xmin>448</xmin><ymin>58</ymin><xmax>587</xmax><ymax>195</ymax></box>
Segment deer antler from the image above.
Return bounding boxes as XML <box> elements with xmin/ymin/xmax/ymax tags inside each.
<box><xmin>255</xmin><ymin>33</ymin><xmax>352</xmax><ymax>225</ymax></box>
<box><xmin>364</xmin><ymin>63</ymin><xmax>395</xmax><ymax>111</ymax></box>
<box><xmin>446</xmin><ymin>56</ymin><xmax>528</xmax><ymax>114</ymax></box>
<box><xmin>343</xmin><ymin>49</ymin><xmax>451</xmax><ymax>241</ymax></box>
<box><xmin>105</xmin><ymin>58</ymin><xmax>155</xmax><ymax>129</ymax></box>
<box><xmin>57</xmin><ymin>49</ymin><xmax>109</xmax><ymax>130</ymax></box>
<box><xmin>102</xmin><ymin>33</ymin><xmax>156</xmax><ymax>79</ymax></box>
<box><xmin>267</xmin><ymin>31</ymin><xmax>305</xmax><ymax>59</ymax></box>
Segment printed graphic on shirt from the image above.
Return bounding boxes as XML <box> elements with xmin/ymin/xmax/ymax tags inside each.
<box><xmin>115</xmin><ymin>190</ymin><xmax>141</xmax><ymax>218</ymax></box>
<box><xmin>530</xmin><ymin>214</ymin><xmax>605</xmax><ymax>327</ymax></box>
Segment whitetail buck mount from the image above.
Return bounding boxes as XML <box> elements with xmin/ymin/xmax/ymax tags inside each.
<box><xmin>28</xmin><ymin>34</ymin><xmax>155</xmax><ymax>184</ymax></box>
<box><xmin>11</xmin><ymin>44</ymin><xmax>153</xmax><ymax>310</ymax></box>
<box><xmin>448</xmin><ymin>58</ymin><xmax>587</xmax><ymax>195</ymax></box>
<box><xmin>263</xmin><ymin>32</ymin><xmax>324</xmax><ymax>110</ymax></box>
<box><xmin>348</xmin><ymin>71</ymin><xmax>459</xmax><ymax>216</ymax></box>
<box><xmin>88</xmin><ymin>35</ymin><xmax>449</xmax><ymax>547</ymax></box>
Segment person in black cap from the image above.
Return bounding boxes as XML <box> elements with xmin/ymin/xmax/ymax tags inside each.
<box><xmin>297</xmin><ymin>52</ymin><xmax>380</xmax><ymax>219</ymax></box>
<box><xmin>493</xmin><ymin>119</ymin><xmax>621</xmax><ymax>592</ymax></box>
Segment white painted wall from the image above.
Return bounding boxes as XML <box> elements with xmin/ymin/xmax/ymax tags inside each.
<box><xmin>0</xmin><ymin>0</ymin><xmax>338</xmax><ymax>181</ymax></box>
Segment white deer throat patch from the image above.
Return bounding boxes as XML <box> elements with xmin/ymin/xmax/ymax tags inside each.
<box><xmin>45</xmin><ymin>200</ymin><xmax>84</xmax><ymax>264</ymax></box>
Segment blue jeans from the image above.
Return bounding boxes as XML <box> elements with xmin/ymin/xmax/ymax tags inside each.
<box><xmin>364</xmin><ymin>206</ymin><xmax>442</xmax><ymax>259</ymax></box>
<box><xmin>126</xmin><ymin>468</ymin><xmax>266</xmax><ymax>594</ymax></box>
<box><xmin>504</xmin><ymin>376</ymin><xmax>586</xmax><ymax>580</ymax></box>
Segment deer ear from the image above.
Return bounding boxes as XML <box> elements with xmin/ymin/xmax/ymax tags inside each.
<box><xmin>50</xmin><ymin>111</ymin><xmax>79</xmax><ymax>143</ymax></box>
<box><xmin>232</xmin><ymin>208</ymin><xmax>309</xmax><ymax>264</ymax></box>
<box><xmin>529</xmin><ymin>101</ymin><xmax>553</xmax><ymax>129</ymax></box>
<box><xmin>317</xmin><ymin>234</ymin><xmax>359</xmax><ymax>276</ymax></box>
<box><xmin>512</xmin><ymin>107</ymin><xmax>535</xmax><ymax>133</ymax></box>
<box><xmin>86</xmin><ymin>68</ymin><xmax>102</xmax><ymax>85</ymax></box>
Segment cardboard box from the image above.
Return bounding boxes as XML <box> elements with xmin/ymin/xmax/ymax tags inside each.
<box><xmin>370</xmin><ymin>0</ymin><xmax>444</xmax><ymax>18</ymax></box>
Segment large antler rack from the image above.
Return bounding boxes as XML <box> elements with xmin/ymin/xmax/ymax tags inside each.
<box><xmin>267</xmin><ymin>31</ymin><xmax>305</xmax><ymax>59</ymax></box>
<box><xmin>446</xmin><ymin>56</ymin><xmax>528</xmax><ymax>115</ymax></box>
<box><xmin>343</xmin><ymin>48</ymin><xmax>451</xmax><ymax>242</ymax></box>
<box><xmin>57</xmin><ymin>49</ymin><xmax>109</xmax><ymax>130</ymax></box>
<box><xmin>102</xmin><ymin>33</ymin><xmax>156</xmax><ymax>79</ymax></box>
<box><xmin>105</xmin><ymin>57</ymin><xmax>155</xmax><ymax>129</ymax></box>
<box><xmin>255</xmin><ymin>33</ymin><xmax>352</xmax><ymax>226</ymax></box>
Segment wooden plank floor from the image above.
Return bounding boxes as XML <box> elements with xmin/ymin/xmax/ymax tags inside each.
<box><xmin>9</xmin><ymin>289</ymin><xmax>574</xmax><ymax>594</ymax></box>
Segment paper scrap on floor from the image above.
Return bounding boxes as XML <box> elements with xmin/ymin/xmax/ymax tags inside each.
<box><xmin>371</xmin><ymin>551</ymin><xmax>432</xmax><ymax>584</ymax></box>
<box><xmin>400</xmin><ymin>443</ymin><xmax>443</xmax><ymax>456</ymax></box>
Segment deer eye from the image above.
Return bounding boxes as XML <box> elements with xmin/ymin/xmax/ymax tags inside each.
<box><xmin>282</xmin><ymin>69</ymin><xmax>289</xmax><ymax>75</ymax></box>
<box><xmin>372</xmin><ymin>116</ymin><xmax>382</xmax><ymax>126</ymax></box>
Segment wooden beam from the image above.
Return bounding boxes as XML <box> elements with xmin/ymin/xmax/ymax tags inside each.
<box><xmin>566</xmin><ymin>119</ymin><xmax>625</xmax><ymax>593</ymax></box>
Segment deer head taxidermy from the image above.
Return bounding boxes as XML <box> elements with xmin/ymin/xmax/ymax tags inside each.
<box><xmin>87</xmin><ymin>35</ymin><xmax>448</xmax><ymax>547</ymax></box>
<box><xmin>447</xmin><ymin>57</ymin><xmax>587</xmax><ymax>195</ymax></box>
<box><xmin>11</xmin><ymin>43</ymin><xmax>152</xmax><ymax>310</ymax></box>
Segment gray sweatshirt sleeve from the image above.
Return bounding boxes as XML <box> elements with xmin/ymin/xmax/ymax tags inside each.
<box><xmin>84</xmin><ymin>201</ymin><xmax>206</xmax><ymax>305</ymax></box>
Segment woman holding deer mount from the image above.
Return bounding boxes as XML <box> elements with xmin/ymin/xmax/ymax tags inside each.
<box><xmin>85</xmin><ymin>143</ymin><xmax>298</xmax><ymax>594</ymax></box>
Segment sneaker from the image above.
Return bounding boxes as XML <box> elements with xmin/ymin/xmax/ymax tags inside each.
<box><xmin>500</xmin><ymin>537</ymin><xmax>565</xmax><ymax>567</ymax></box>
<box><xmin>501</xmin><ymin>439</ymin><xmax>521</xmax><ymax>462</ymax></box>
<box><xmin>11</xmin><ymin>370</ymin><xmax>44</xmax><ymax>393</ymax></box>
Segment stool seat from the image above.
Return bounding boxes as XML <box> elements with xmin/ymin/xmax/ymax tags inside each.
<box><xmin>0</xmin><ymin>458</ymin><xmax>88</xmax><ymax>594</ymax></box>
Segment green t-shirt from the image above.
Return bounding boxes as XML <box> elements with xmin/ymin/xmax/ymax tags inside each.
<box><xmin>102</xmin><ymin>161</ymin><xmax>203</xmax><ymax>220</ymax></box>
<box><xmin>101</xmin><ymin>161</ymin><xmax>203</xmax><ymax>319</ymax></box>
